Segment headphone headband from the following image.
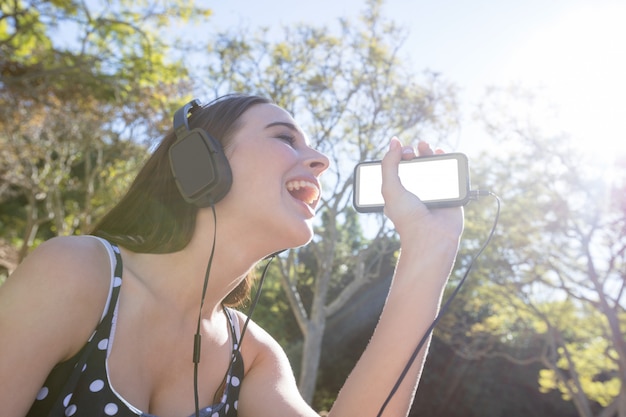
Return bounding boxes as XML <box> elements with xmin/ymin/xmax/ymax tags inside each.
<box><xmin>173</xmin><ymin>99</ymin><xmax>202</xmax><ymax>140</ymax></box>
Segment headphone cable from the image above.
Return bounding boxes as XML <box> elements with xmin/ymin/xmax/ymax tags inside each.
<box><xmin>193</xmin><ymin>204</ymin><xmax>281</xmax><ymax>416</ymax></box>
<box><xmin>193</xmin><ymin>204</ymin><xmax>218</xmax><ymax>417</ymax></box>
<box><xmin>209</xmin><ymin>251</ymin><xmax>280</xmax><ymax>406</ymax></box>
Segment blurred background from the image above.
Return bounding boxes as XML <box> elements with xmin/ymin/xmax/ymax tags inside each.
<box><xmin>1</xmin><ymin>1</ymin><xmax>624</xmax><ymax>415</ymax></box>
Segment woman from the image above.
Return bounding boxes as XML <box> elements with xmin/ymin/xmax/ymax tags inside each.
<box><xmin>0</xmin><ymin>94</ymin><xmax>464</xmax><ymax>417</ymax></box>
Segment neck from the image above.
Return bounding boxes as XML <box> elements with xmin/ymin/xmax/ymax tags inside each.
<box><xmin>118</xmin><ymin>241</ymin><xmax>253</xmax><ymax>320</ymax></box>
<box><xmin>119</xmin><ymin>205</ymin><xmax>288</xmax><ymax>316</ymax></box>
<box><xmin>192</xmin><ymin>205</ymin><xmax>288</xmax><ymax>266</ymax></box>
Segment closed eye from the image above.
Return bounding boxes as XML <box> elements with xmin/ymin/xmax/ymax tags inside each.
<box><xmin>276</xmin><ymin>134</ymin><xmax>296</xmax><ymax>147</ymax></box>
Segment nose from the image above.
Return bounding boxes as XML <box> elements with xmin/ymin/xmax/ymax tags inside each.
<box><xmin>305</xmin><ymin>147</ymin><xmax>330</xmax><ymax>176</ymax></box>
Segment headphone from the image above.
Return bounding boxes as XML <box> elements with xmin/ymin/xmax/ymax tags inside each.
<box><xmin>168</xmin><ymin>99</ymin><xmax>233</xmax><ymax>207</ymax></box>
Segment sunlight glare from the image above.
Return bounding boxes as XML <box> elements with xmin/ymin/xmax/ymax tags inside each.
<box><xmin>493</xmin><ymin>2</ymin><xmax>626</xmax><ymax>164</ymax></box>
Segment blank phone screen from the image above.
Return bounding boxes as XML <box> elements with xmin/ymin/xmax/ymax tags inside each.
<box><xmin>355</xmin><ymin>157</ymin><xmax>462</xmax><ymax>207</ymax></box>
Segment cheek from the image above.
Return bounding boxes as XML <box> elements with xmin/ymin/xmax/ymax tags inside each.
<box><xmin>225</xmin><ymin>155</ymin><xmax>280</xmax><ymax>206</ymax></box>
<box><xmin>228</xmin><ymin>145</ymin><xmax>295</xmax><ymax>191</ymax></box>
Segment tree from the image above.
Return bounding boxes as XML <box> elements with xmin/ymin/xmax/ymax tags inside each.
<box><xmin>436</xmin><ymin>85</ymin><xmax>626</xmax><ymax>417</ymax></box>
<box><xmin>194</xmin><ymin>0</ymin><xmax>460</xmax><ymax>403</ymax></box>
<box><xmin>0</xmin><ymin>0</ymin><xmax>209</xmax><ymax>266</ymax></box>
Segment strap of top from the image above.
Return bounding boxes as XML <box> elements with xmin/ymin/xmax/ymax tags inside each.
<box><xmin>91</xmin><ymin>236</ymin><xmax>122</xmax><ymax>323</ymax></box>
<box><xmin>39</xmin><ymin>236</ymin><xmax>124</xmax><ymax>416</ymax></box>
<box><xmin>224</xmin><ymin>307</ymin><xmax>242</xmax><ymax>348</ymax></box>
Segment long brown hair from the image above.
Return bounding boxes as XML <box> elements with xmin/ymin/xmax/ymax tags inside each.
<box><xmin>91</xmin><ymin>94</ymin><xmax>273</xmax><ymax>306</ymax></box>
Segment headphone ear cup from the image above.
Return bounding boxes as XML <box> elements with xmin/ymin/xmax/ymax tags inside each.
<box><xmin>169</xmin><ymin>128</ymin><xmax>233</xmax><ymax>207</ymax></box>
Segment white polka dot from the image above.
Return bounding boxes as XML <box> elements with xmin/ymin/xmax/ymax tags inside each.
<box><xmin>98</xmin><ymin>338</ymin><xmax>109</xmax><ymax>350</ymax></box>
<box><xmin>113</xmin><ymin>277</ymin><xmax>122</xmax><ymax>287</ymax></box>
<box><xmin>212</xmin><ymin>412</ymin><xmax>219</xmax><ymax>417</ymax></box>
<box><xmin>234</xmin><ymin>400</ymin><xmax>238</xmax><ymax>410</ymax></box>
<box><xmin>82</xmin><ymin>364</ymin><xmax>87</xmax><ymax>372</ymax></box>
<box><xmin>36</xmin><ymin>387</ymin><xmax>49</xmax><ymax>400</ymax></box>
<box><xmin>63</xmin><ymin>393</ymin><xmax>72</xmax><ymax>407</ymax></box>
<box><xmin>231</xmin><ymin>376</ymin><xmax>240</xmax><ymax>387</ymax></box>
<box><xmin>90</xmin><ymin>379</ymin><xmax>105</xmax><ymax>392</ymax></box>
<box><xmin>104</xmin><ymin>403</ymin><xmax>119</xmax><ymax>415</ymax></box>
<box><xmin>65</xmin><ymin>404</ymin><xmax>77</xmax><ymax>416</ymax></box>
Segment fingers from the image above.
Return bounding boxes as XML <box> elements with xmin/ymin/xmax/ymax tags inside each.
<box><xmin>395</xmin><ymin>140</ymin><xmax>444</xmax><ymax>161</ymax></box>
<box><xmin>417</xmin><ymin>141</ymin><xmax>432</xmax><ymax>156</ymax></box>
<box><xmin>417</xmin><ymin>141</ymin><xmax>445</xmax><ymax>156</ymax></box>
<box><xmin>381</xmin><ymin>138</ymin><xmax>445</xmax><ymax>193</ymax></box>
<box><xmin>401</xmin><ymin>144</ymin><xmax>416</xmax><ymax>160</ymax></box>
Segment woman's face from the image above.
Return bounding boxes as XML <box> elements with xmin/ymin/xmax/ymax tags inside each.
<box><xmin>219</xmin><ymin>103</ymin><xmax>330</xmax><ymax>250</ymax></box>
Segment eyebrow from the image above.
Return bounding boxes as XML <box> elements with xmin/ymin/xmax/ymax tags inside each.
<box><xmin>265</xmin><ymin>121</ymin><xmax>299</xmax><ymax>131</ymax></box>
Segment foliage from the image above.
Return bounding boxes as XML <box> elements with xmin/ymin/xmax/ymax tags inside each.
<box><xmin>435</xmin><ymin>85</ymin><xmax>626</xmax><ymax>417</ymax></box>
<box><xmin>0</xmin><ymin>0</ymin><xmax>209</xmax><ymax>265</ymax></box>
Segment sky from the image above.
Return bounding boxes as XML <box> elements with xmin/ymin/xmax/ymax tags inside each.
<box><xmin>205</xmin><ymin>0</ymin><xmax>626</xmax><ymax>162</ymax></box>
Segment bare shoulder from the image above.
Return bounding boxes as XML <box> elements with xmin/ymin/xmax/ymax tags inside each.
<box><xmin>231</xmin><ymin>309</ymin><xmax>289</xmax><ymax>367</ymax></box>
<box><xmin>0</xmin><ymin>235</ymin><xmax>115</xmax><ymax>416</ymax></box>
<box><xmin>23</xmin><ymin>234</ymin><xmax>110</xmax><ymax>270</ymax></box>
<box><xmin>229</xmin><ymin>309</ymin><xmax>296</xmax><ymax>382</ymax></box>
<box><xmin>8</xmin><ymin>236</ymin><xmax>112</xmax><ymax>304</ymax></box>
<box><xmin>0</xmin><ymin>235</ymin><xmax>114</xmax><ymax>360</ymax></box>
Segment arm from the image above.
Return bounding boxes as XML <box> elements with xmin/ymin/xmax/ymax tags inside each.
<box><xmin>328</xmin><ymin>138</ymin><xmax>464</xmax><ymax>417</ymax></box>
<box><xmin>0</xmin><ymin>236</ymin><xmax>112</xmax><ymax>417</ymax></box>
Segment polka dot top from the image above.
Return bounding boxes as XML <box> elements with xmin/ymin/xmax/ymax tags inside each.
<box><xmin>26</xmin><ymin>237</ymin><xmax>244</xmax><ymax>417</ymax></box>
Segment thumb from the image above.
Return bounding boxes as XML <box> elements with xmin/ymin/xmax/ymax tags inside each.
<box><xmin>381</xmin><ymin>137</ymin><xmax>405</xmax><ymax>199</ymax></box>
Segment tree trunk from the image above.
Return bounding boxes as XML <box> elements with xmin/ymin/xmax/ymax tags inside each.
<box><xmin>299</xmin><ymin>318</ymin><xmax>327</xmax><ymax>403</ymax></box>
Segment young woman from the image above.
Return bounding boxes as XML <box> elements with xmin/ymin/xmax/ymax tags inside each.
<box><xmin>0</xmin><ymin>94</ymin><xmax>464</xmax><ymax>417</ymax></box>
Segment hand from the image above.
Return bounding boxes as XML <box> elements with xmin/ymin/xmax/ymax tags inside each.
<box><xmin>381</xmin><ymin>137</ymin><xmax>464</xmax><ymax>243</ymax></box>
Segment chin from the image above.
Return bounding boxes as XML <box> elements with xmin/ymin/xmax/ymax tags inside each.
<box><xmin>282</xmin><ymin>222</ymin><xmax>315</xmax><ymax>249</ymax></box>
<box><xmin>295</xmin><ymin>234</ymin><xmax>314</xmax><ymax>248</ymax></box>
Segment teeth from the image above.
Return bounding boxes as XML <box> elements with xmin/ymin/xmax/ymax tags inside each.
<box><xmin>286</xmin><ymin>180</ymin><xmax>316</xmax><ymax>191</ymax></box>
<box><xmin>286</xmin><ymin>180</ymin><xmax>319</xmax><ymax>205</ymax></box>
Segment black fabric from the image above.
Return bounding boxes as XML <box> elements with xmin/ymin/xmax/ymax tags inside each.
<box><xmin>26</xmin><ymin>239</ymin><xmax>243</xmax><ymax>417</ymax></box>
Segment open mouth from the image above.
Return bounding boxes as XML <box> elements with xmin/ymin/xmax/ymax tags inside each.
<box><xmin>286</xmin><ymin>179</ymin><xmax>320</xmax><ymax>208</ymax></box>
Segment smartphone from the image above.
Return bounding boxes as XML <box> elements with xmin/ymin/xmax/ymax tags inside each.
<box><xmin>353</xmin><ymin>153</ymin><xmax>471</xmax><ymax>213</ymax></box>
